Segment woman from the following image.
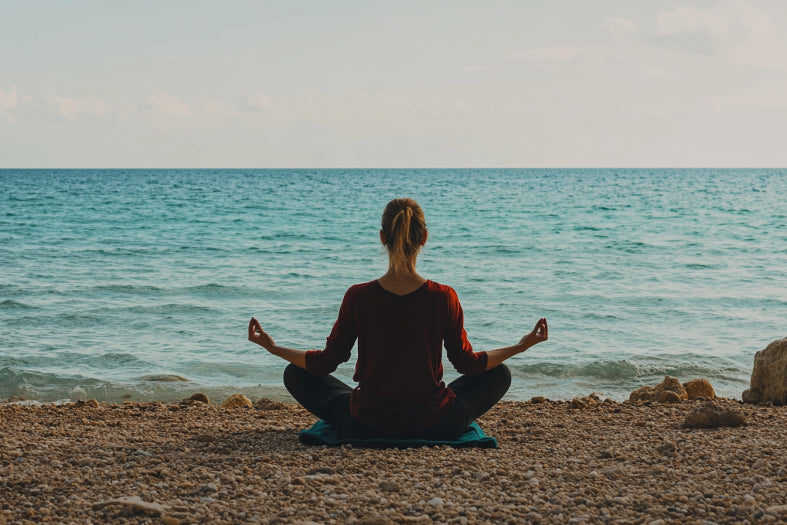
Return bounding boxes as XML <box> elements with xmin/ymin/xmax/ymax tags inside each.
<box><xmin>248</xmin><ymin>198</ymin><xmax>548</xmax><ymax>439</ymax></box>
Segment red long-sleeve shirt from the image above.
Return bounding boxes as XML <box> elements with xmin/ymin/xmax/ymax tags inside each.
<box><xmin>305</xmin><ymin>279</ymin><xmax>488</xmax><ymax>434</ymax></box>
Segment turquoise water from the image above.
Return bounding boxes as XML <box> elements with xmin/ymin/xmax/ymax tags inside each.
<box><xmin>1</xmin><ymin>169</ymin><xmax>785</xmax><ymax>403</ymax></box>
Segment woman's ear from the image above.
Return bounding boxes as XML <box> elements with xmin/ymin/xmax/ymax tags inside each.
<box><xmin>420</xmin><ymin>229</ymin><xmax>428</xmax><ymax>246</ymax></box>
<box><xmin>379</xmin><ymin>230</ymin><xmax>387</xmax><ymax>246</ymax></box>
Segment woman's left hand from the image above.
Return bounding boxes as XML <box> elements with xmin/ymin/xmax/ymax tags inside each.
<box><xmin>248</xmin><ymin>317</ymin><xmax>275</xmax><ymax>351</ymax></box>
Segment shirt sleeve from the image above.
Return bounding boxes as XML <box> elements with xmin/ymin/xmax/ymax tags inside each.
<box><xmin>443</xmin><ymin>287</ymin><xmax>488</xmax><ymax>374</ymax></box>
<box><xmin>304</xmin><ymin>287</ymin><xmax>358</xmax><ymax>376</ymax></box>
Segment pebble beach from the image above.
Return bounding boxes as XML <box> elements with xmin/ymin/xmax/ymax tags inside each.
<box><xmin>2</xmin><ymin>397</ymin><xmax>786</xmax><ymax>524</ymax></box>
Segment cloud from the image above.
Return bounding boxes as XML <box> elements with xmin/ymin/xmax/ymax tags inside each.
<box><xmin>146</xmin><ymin>91</ymin><xmax>193</xmax><ymax>117</ymax></box>
<box><xmin>245</xmin><ymin>92</ymin><xmax>278</xmax><ymax>110</ymax></box>
<box><xmin>653</xmin><ymin>1</ymin><xmax>787</xmax><ymax>69</ymax></box>
<box><xmin>504</xmin><ymin>46</ymin><xmax>584</xmax><ymax>63</ymax></box>
<box><xmin>37</xmin><ymin>94</ymin><xmax>114</xmax><ymax>120</ymax></box>
<box><xmin>0</xmin><ymin>85</ymin><xmax>19</xmax><ymax>116</ymax></box>
<box><xmin>657</xmin><ymin>1</ymin><xmax>771</xmax><ymax>40</ymax></box>
<box><xmin>197</xmin><ymin>97</ymin><xmax>229</xmax><ymax>116</ymax></box>
<box><xmin>604</xmin><ymin>17</ymin><xmax>641</xmax><ymax>38</ymax></box>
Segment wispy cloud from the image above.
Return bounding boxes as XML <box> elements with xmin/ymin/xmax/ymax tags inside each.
<box><xmin>146</xmin><ymin>91</ymin><xmax>193</xmax><ymax>117</ymax></box>
<box><xmin>653</xmin><ymin>1</ymin><xmax>787</xmax><ymax>69</ymax></box>
<box><xmin>0</xmin><ymin>85</ymin><xmax>19</xmax><ymax>118</ymax></box>
<box><xmin>244</xmin><ymin>92</ymin><xmax>278</xmax><ymax>111</ymax></box>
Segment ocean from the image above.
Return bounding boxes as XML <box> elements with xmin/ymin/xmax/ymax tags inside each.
<box><xmin>1</xmin><ymin>169</ymin><xmax>784</xmax><ymax>404</ymax></box>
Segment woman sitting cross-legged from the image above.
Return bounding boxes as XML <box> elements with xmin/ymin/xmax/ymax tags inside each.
<box><xmin>248</xmin><ymin>198</ymin><xmax>548</xmax><ymax>440</ymax></box>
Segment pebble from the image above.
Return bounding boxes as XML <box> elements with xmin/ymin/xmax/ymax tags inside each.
<box><xmin>1</xmin><ymin>398</ymin><xmax>785</xmax><ymax>524</ymax></box>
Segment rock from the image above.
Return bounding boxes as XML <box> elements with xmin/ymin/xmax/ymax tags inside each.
<box><xmin>75</xmin><ymin>399</ymin><xmax>101</xmax><ymax>408</ymax></box>
<box><xmin>255</xmin><ymin>398</ymin><xmax>289</xmax><ymax>410</ymax></box>
<box><xmin>92</xmin><ymin>496</ymin><xmax>167</xmax><ymax>515</ymax></box>
<box><xmin>570</xmin><ymin>397</ymin><xmax>589</xmax><ymax>410</ymax></box>
<box><xmin>765</xmin><ymin>504</ymin><xmax>787</xmax><ymax>516</ymax></box>
<box><xmin>161</xmin><ymin>517</ymin><xmax>181</xmax><ymax>525</ymax></box>
<box><xmin>427</xmin><ymin>497</ymin><xmax>443</xmax><ymax>505</ymax></box>
<box><xmin>655</xmin><ymin>441</ymin><xmax>677</xmax><ymax>456</ymax></box>
<box><xmin>683</xmin><ymin>379</ymin><xmax>716</xmax><ymax>400</ymax></box>
<box><xmin>682</xmin><ymin>401</ymin><xmax>747</xmax><ymax>428</ymax></box>
<box><xmin>654</xmin><ymin>376</ymin><xmax>688</xmax><ymax>402</ymax></box>
<box><xmin>356</xmin><ymin>519</ymin><xmax>394</xmax><ymax>525</ymax></box>
<box><xmin>221</xmin><ymin>394</ymin><xmax>252</xmax><ymax>409</ymax></box>
<box><xmin>379</xmin><ymin>480</ymin><xmax>400</xmax><ymax>492</ymax></box>
<box><xmin>743</xmin><ymin>338</ymin><xmax>787</xmax><ymax>405</ymax></box>
<box><xmin>530</xmin><ymin>396</ymin><xmax>547</xmax><ymax>404</ymax></box>
<box><xmin>629</xmin><ymin>385</ymin><xmax>655</xmax><ymax>402</ymax></box>
<box><xmin>180</xmin><ymin>393</ymin><xmax>210</xmax><ymax>406</ymax></box>
<box><xmin>657</xmin><ymin>391</ymin><xmax>683</xmax><ymax>404</ymax></box>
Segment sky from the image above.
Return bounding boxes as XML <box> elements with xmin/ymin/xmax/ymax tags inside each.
<box><xmin>1</xmin><ymin>0</ymin><xmax>786</xmax><ymax>168</ymax></box>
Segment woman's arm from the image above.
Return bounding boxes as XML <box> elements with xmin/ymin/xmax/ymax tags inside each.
<box><xmin>484</xmin><ymin>318</ymin><xmax>548</xmax><ymax>370</ymax></box>
<box><xmin>248</xmin><ymin>317</ymin><xmax>307</xmax><ymax>369</ymax></box>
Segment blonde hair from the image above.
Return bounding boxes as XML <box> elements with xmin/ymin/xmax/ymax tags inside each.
<box><xmin>381</xmin><ymin>198</ymin><xmax>427</xmax><ymax>274</ymax></box>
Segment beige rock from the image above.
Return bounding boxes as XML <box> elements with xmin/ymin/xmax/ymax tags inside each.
<box><xmin>571</xmin><ymin>397</ymin><xmax>588</xmax><ymax>409</ymax></box>
<box><xmin>682</xmin><ymin>401</ymin><xmax>746</xmax><ymax>428</ymax></box>
<box><xmin>657</xmin><ymin>391</ymin><xmax>683</xmax><ymax>404</ymax></box>
<box><xmin>221</xmin><ymin>394</ymin><xmax>252</xmax><ymax>409</ymax></box>
<box><xmin>628</xmin><ymin>385</ymin><xmax>655</xmax><ymax>403</ymax></box>
<box><xmin>742</xmin><ymin>337</ymin><xmax>787</xmax><ymax>405</ymax></box>
<box><xmin>654</xmin><ymin>376</ymin><xmax>688</xmax><ymax>402</ymax></box>
<box><xmin>683</xmin><ymin>378</ymin><xmax>715</xmax><ymax>400</ymax></box>
<box><xmin>530</xmin><ymin>396</ymin><xmax>547</xmax><ymax>404</ymax></box>
<box><xmin>570</xmin><ymin>396</ymin><xmax>597</xmax><ymax>409</ymax></box>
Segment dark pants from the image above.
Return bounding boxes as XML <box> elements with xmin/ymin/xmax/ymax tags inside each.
<box><xmin>283</xmin><ymin>363</ymin><xmax>511</xmax><ymax>440</ymax></box>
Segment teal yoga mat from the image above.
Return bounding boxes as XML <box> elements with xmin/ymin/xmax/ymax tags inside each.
<box><xmin>298</xmin><ymin>421</ymin><xmax>498</xmax><ymax>449</ymax></box>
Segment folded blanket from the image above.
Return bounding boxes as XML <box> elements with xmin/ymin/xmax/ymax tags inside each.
<box><xmin>298</xmin><ymin>420</ymin><xmax>498</xmax><ymax>449</ymax></box>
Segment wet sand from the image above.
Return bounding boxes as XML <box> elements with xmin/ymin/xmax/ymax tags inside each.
<box><xmin>2</xmin><ymin>398</ymin><xmax>786</xmax><ymax>524</ymax></box>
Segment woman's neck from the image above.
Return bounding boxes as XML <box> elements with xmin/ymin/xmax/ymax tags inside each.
<box><xmin>377</xmin><ymin>268</ymin><xmax>426</xmax><ymax>296</ymax></box>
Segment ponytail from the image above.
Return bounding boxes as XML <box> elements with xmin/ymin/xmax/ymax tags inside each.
<box><xmin>381</xmin><ymin>198</ymin><xmax>426</xmax><ymax>274</ymax></box>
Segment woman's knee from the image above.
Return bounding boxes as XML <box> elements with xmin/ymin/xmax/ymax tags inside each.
<box><xmin>283</xmin><ymin>363</ymin><xmax>309</xmax><ymax>397</ymax></box>
<box><xmin>490</xmin><ymin>364</ymin><xmax>512</xmax><ymax>390</ymax></box>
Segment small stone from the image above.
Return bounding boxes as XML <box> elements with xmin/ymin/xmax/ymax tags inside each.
<box><xmin>656</xmin><ymin>441</ymin><xmax>677</xmax><ymax>456</ymax></box>
<box><xmin>379</xmin><ymin>480</ymin><xmax>399</xmax><ymax>492</ymax></box>
<box><xmin>427</xmin><ymin>497</ymin><xmax>443</xmax><ymax>506</ymax></box>
<box><xmin>571</xmin><ymin>397</ymin><xmax>589</xmax><ymax>410</ymax></box>
<box><xmin>471</xmin><ymin>472</ymin><xmax>490</xmax><ymax>481</ymax></box>
<box><xmin>180</xmin><ymin>393</ymin><xmax>209</xmax><ymax>406</ymax></box>
<box><xmin>161</xmin><ymin>517</ymin><xmax>181</xmax><ymax>525</ymax></box>
<box><xmin>356</xmin><ymin>518</ymin><xmax>394</xmax><ymax>525</ymax></box>
<box><xmin>255</xmin><ymin>398</ymin><xmax>289</xmax><ymax>410</ymax></box>
<box><xmin>199</xmin><ymin>483</ymin><xmax>218</xmax><ymax>493</ymax></box>
<box><xmin>221</xmin><ymin>394</ymin><xmax>252</xmax><ymax>409</ymax></box>
<box><xmin>92</xmin><ymin>496</ymin><xmax>167</xmax><ymax>515</ymax></box>
<box><xmin>765</xmin><ymin>504</ymin><xmax>787</xmax><ymax>516</ymax></box>
<box><xmin>530</xmin><ymin>396</ymin><xmax>547</xmax><ymax>404</ymax></box>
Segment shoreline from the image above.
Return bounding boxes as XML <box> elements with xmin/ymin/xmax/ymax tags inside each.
<box><xmin>2</xmin><ymin>398</ymin><xmax>786</xmax><ymax>524</ymax></box>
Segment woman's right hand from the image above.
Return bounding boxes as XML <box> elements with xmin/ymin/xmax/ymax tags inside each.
<box><xmin>248</xmin><ymin>317</ymin><xmax>276</xmax><ymax>351</ymax></box>
<box><xmin>519</xmin><ymin>318</ymin><xmax>548</xmax><ymax>348</ymax></box>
